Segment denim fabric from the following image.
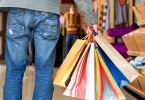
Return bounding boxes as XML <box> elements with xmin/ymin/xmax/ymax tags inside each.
<box><xmin>3</xmin><ymin>8</ymin><xmax>60</xmax><ymax>100</ymax></box>
<box><xmin>64</xmin><ymin>34</ymin><xmax>78</xmax><ymax>58</ymax></box>
<box><xmin>129</xmin><ymin>60</ymin><xmax>142</xmax><ymax>69</ymax></box>
<box><xmin>135</xmin><ymin>56</ymin><xmax>145</xmax><ymax>64</ymax></box>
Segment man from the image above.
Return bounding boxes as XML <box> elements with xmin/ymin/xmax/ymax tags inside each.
<box><xmin>0</xmin><ymin>0</ymin><xmax>97</xmax><ymax>100</ymax></box>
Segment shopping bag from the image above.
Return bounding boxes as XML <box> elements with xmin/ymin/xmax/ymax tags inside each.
<box><xmin>94</xmin><ymin>34</ymin><xmax>139</xmax><ymax>82</ymax></box>
<box><xmin>63</xmin><ymin>43</ymin><xmax>91</xmax><ymax>99</ymax></box>
<box><xmin>98</xmin><ymin>47</ymin><xmax>129</xmax><ymax>88</ymax></box>
<box><xmin>95</xmin><ymin>49</ymin><xmax>126</xmax><ymax>100</ymax></box>
<box><xmin>63</xmin><ymin>43</ymin><xmax>95</xmax><ymax>100</ymax></box>
<box><xmin>53</xmin><ymin>34</ymin><xmax>90</xmax><ymax>87</ymax></box>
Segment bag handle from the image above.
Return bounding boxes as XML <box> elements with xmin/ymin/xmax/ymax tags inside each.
<box><xmin>82</xmin><ymin>33</ymin><xmax>90</xmax><ymax>40</ymax></box>
<box><xmin>82</xmin><ymin>31</ymin><xmax>98</xmax><ymax>48</ymax></box>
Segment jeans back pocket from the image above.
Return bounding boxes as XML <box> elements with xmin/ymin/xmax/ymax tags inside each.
<box><xmin>7</xmin><ymin>24</ymin><xmax>24</xmax><ymax>39</ymax></box>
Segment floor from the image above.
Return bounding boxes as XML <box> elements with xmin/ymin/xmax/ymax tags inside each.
<box><xmin>0</xmin><ymin>60</ymin><xmax>144</xmax><ymax>100</ymax></box>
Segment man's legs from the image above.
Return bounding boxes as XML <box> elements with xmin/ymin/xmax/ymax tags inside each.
<box><xmin>32</xmin><ymin>11</ymin><xmax>60</xmax><ymax>100</ymax></box>
<box><xmin>3</xmin><ymin>8</ymin><xmax>60</xmax><ymax>100</ymax></box>
<box><xmin>3</xmin><ymin>8</ymin><xmax>31</xmax><ymax>100</ymax></box>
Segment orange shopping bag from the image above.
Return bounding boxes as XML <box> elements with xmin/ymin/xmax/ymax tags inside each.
<box><xmin>53</xmin><ymin>34</ymin><xmax>90</xmax><ymax>87</ymax></box>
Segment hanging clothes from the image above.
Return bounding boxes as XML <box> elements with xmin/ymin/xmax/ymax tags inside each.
<box><xmin>98</xmin><ymin>5</ymin><xmax>104</xmax><ymax>31</ymax></box>
<box><xmin>102</xmin><ymin>0</ymin><xmax>128</xmax><ymax>30</ymax></box>
<box><xmin>114</xmin><ymin>0</ymin><xmax>128</xmax><ymax>26</ymax></box>
<box><xmin>119</xmin><ymin>0</ymin><xmax>126</xmax><ymax>6</ymax></box>
<box><xmin>102</xmin><ymin>0</ymin><xmax>110</xmax><ymax>30</ymax></box>
<box><xmin>102</xmin><ymin>1</ymin><xmax>109</xmax><ymax>30</ymax></box>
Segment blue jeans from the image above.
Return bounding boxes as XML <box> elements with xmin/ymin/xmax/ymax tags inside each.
<box><xmin>64</xmin><ymin>34</ymin><xmax>78</xmax><ymax>58</ymax></box>
<box><xmin>3</xmin><ymin>8</ymin><xmax>60</xmax><ymax>100</ymax></box>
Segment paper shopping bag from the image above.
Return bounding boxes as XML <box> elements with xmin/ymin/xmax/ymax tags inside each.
<box><xmin>98</xmin><ymin>47</ymin><xmax>129</xmax><ymax>88</ymax></box>
<box><xmin>63</xmin><ymin>43</ymin><xmax>91</xmax><ymax>99</ymax></box>
<box><xmin>94</xmin><ymin>34</ymin><xmax>139</xmax><ymax>82</ymax></box>
<box><xmin>53</xmin><ymin>36</ymin><xmax>88</xmax><ymax>87</ymax></box>
<box><xmin>95</xmin><ymin>49</ymin><xmax>126</xmax><ymax>100</ymax></box>
<box><xmin>63</xmin><ymin>43</ymin><xmax>95</xmax><ymax>100</ymax></box>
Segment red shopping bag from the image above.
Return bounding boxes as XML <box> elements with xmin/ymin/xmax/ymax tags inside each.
<box><xmin>63</xmin><ymin>43</ymin><xmax>95</xmax><ymax>100</ymax></box>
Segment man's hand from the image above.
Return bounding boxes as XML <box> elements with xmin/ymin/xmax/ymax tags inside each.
<box><xmin>92</xmin><ymin>24</ymin><xmax>98</xmax><ymax>33</ymax></box>
<box><xmin>86</xmin><ymin>24</ymin><xmax>98</xmax><ymax>35</ymax></box>
<box><xmin>86</xmin><ymin>24</ymin><xmax>98</xmax><ymax>34</ymax></box>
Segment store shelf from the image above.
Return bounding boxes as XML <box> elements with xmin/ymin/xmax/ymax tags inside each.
<box><xmin>126</xmin><ymin>49</ymin><xmax>145</xmax><ymax>98</ymax></box>
<box><xmin>137</xmin><ymin>20</ymin><xmax>145</xmax><ymax>26</ymax></box>
<box><xmin>126</xmin><ymin>50</ymin><xmax>145</xmax><ymax>99</ymax></box>
<box><xmin>125</xmin><ymin>75</ymin><xmax>145</xmax><ymax>99</ymax></box>
<box><xmin>127</xmin><ymin>51</ymin><xmax>145</xmax><ymax>56</ymax></box>
<box><xmin>126</xmin><ymin>84</ymin><xmax>145</xmax><ymax>99</ymax></box>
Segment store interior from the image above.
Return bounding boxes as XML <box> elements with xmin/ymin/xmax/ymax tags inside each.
<box><xmin>0</xmin><ymin>0</ymin><xmax>145</xmax><ymax>100</ymax></box>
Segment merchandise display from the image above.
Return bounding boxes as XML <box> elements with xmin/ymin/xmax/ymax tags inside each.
<box><xmin>123</xmin><ymin>28</ymin><xmax>145</xmax><ymax>98</ymax></box>
<box><xmin>129</xmin><ymin>56</ymin><xmax>145</xmax><ymax>75</ymax></box>
<box><xmin>122</xmin><ymin>1</ymin><xmax>145</xmax><ymax>98</ymax></box>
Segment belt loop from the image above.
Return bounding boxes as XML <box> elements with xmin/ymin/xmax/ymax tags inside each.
<box><xmin>21</xmin><ymin>8</ymin><xmax>25</xmax><ymax>15</ymax></box>
<box><xmin>41</xmin><ymin>11</ymin><xmax>46</xmax><ymax>15</ymax></box>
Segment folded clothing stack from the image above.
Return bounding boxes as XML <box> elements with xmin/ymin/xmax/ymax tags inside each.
<box><xmin>129</xmin><ymin>60</ymin><xmax>142</xmax><ymax>69</ymax></box>
<box><xmin>129</xmin><ymin>56</ymin><xmax>145</xmax><ymax>76</ymax></box>
<box><xmin>135</xmin><ymin>56</ymin><xmax>145</xmax><ymax>65</ymax></box>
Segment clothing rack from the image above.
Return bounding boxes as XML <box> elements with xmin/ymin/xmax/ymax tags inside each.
<box><xmin>95</xmin><ymin>0</ymin><xmax>134</xmax><ymax>43</ymax></box>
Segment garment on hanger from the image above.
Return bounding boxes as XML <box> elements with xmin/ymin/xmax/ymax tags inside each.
<box><xmin>119</xmin><ymin>0</ymin><xmax>126</xmax><ymax>6</ymax></box>
<box><xmin>101</xmin><ymin>0</ymin><xmax>128</xmax><ymax>30</ymax></box>
<box><xmin>98</xmin><ymin>5</ymin><xmax>104</xmax><ymax>31</ymax></box>
<box><xmin>114</xmin><ymin>0</ymin><xmax>128</xmax><ymax>26</ymax></box>
<box><xmin>102</xmin><ymin>0</ymin><xmax>110</xmax><ymax>30</ymax></box>
<box><xmin>102</xmin><ymin>1</ymin><xmax>108</xmax><ymax>30</ymax></box>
